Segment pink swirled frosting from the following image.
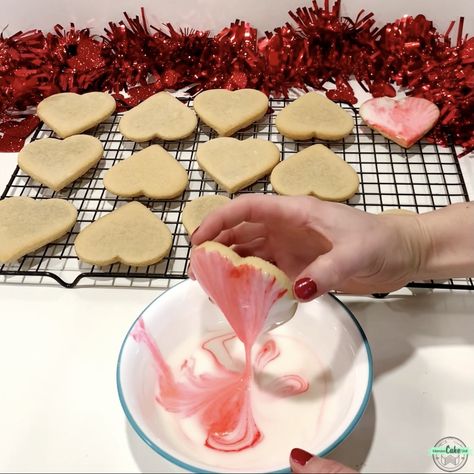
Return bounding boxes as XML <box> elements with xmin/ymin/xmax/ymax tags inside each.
<box><xmin>133</xmin><ymin>245</ymin><xmax>309</xmax><ymax>452</ymax></box>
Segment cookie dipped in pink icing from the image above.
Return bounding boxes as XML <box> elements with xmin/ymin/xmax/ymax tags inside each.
<box><xmin>360</xmin><ymin>96</ymin><xmax>440</xmax><ymax>148</ymax></box>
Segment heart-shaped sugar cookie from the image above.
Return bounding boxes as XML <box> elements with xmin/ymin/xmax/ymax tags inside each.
<box><xmin>37</xmin><ymin>92</ymin><xmax>116</xmax><ymax>138</ymax></box>
<box><xmin>270</xmin><ymin>144</ymin><xmax>359</xmax><ymax>201</ymax></box>
<box><xmin>359</xmin><ymin>97</ymin><xmax>440</xmax><ymax>148</ymax></box>
<box><xmin>196</xmin><ymin>137</ymin><xmax>280</xmax><ymax>193</ymax></box>
<box><xmin>18</xmin><ymin>135</ymin><xmax>103</xmax><ymax>191</ymax></box>
<box><xmin>193</xmin><ymin>89</ymin><xmax>269</xmax><ymax>136</ymax></box>
<box><xmin>74</xmin><ymin>201</ymin><xmax>172</xmax><ymax>267</ymax></box>
<box><xmin>275</xmin><ymin>92</ymin><xmax>354</xmax><ymax>140</ymax></box>
<box><xmin>103</xmin><ymin>145</ymin><xmax>188</xmax><ymax>199</ymax></box>
<box><xmin>182</xmin><ymin>195</ymin><xmax>231</xmax><ymax>235</ymax></box>
<box><xmin>0</xmin><ymin>197</ymin><xmax>77</xmax><ymax>263</ymax></box>
<box><xmin>119</xmin><ymin>92</ymin><xmax>197</xmax><ymax>142</ymax></box>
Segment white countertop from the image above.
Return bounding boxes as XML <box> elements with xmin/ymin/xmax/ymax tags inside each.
<box><xmin>1</xmin><ymin>138</ymin><xmax>474</xmax><ymax>473</ymax></box>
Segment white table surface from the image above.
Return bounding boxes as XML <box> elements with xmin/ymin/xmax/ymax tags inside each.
<box><xmin>1</xmin><ymin>136</ymin><xmax>474</xmax><ymax>473</ymax></box>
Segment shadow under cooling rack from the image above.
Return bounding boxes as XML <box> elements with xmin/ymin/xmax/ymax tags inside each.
<box><xmin>1</xmin><ymin>97</ymin><xmax>473</xmax><ymax>290</ymax></box>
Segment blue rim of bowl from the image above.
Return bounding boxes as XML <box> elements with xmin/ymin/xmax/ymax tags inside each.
<box><xmin>116</xmin><ymin>280</ymin><xmax>373</xmax><ymax>474</ymax></box>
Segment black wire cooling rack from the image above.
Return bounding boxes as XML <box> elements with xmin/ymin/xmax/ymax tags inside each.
<box><xmin>1</xmin><ymin>97</ymin><xmax>473</xmax><ymax>289</ymax></box>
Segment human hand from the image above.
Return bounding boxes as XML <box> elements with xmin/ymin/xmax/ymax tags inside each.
<box><xmin>190</xmin><ymin>194</ymin><xmax>426</xmax><ymax>300</ymax></box>
<box><xmin>290</xmin><ymin>448</ymin><xmax>357</xmax><ymax>473</ymax></box>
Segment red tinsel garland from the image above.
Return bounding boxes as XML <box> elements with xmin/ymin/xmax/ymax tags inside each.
<box><xmin>0</xmin><ymin>0</ymin><xmax>472</xmax><ymax>155</ymax></box>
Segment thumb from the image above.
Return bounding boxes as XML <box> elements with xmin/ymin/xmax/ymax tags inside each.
<box><xmin>290</xmin><ymin>448</ymin><xmax>357</xmax><ymax>473</ymax></box>
<box><xmin>293</xmin><ymin>249</ymin><xmax>353</xmax><ymax>301</ymax></box>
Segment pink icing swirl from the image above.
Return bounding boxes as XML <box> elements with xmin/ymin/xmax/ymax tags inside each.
<box><xmin>133</xmin><ymin>322</ymin><xmax>309</xmax><ymax>452</ymax></box>
<box><xmin>132</xmin><ymin>247</ymin><xmax>308</xmax><ymax>452</ymax></box>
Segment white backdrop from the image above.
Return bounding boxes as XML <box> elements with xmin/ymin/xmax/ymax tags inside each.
<box><xmin>2</xmin><ymin>0</ymin><xmax>473</xmax><ymax>36</ymax></box>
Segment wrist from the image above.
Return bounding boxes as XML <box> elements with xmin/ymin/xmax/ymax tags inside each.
<box><xmin>415</xmin><ymin>203</ymin><xmax>474</xmax><ymax>279</ymax></box>
<box><xmin>408</xmin><ymin>215</ymin><xmax>434</xmax><ymax>281</ymax></box>
<box><xmin>376</xmin><ymin>213</ymin><xmax>429</xmax><ymax>284</ymax></box>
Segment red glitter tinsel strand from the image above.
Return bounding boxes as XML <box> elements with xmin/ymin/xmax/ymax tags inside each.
<box><xmin>0</xmin><ymin>2</ymin><xmax>472</xmax><ymax>155</ymax></box>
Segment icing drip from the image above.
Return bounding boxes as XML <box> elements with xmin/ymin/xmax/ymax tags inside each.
<box><xmin>132</xmin><ymin>247</ymin><xmax>308</xmax><ymax>452</ymax></box>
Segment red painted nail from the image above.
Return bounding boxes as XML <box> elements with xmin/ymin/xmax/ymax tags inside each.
<box><xmin>294</xmin><ymin>278</ymin><xmax>317</xmax><ymax>301</ymax></box>
<box><xmin>291</xmin><ymin>448</ymin><xmax>313</xmax><ymax>466</ymax></box>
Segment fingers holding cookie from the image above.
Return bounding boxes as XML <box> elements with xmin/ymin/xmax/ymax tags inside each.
<box><xmin>191</xmin><ymin>194</ymin><xmax>317</xmax><ymax>245</ymax></box>
<box><xmin>230</xmin><ymin>238</ymin><xmax>272</xmax><ymax>260</ymax></box>
<box><xmin>214</xmin><ymin>222</ymin><xmax>267</xmax><ymax>247</ymax></box>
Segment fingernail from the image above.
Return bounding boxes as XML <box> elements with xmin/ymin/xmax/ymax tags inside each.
<box><xmin>294</xmin><ymin>278</ymin><xmax>317</xmax><ymax>301</ymax></box>
<box><xmin>291</xmin><ymin>448</ymin><xmax>313</xmax><ymax>466</ymax></box>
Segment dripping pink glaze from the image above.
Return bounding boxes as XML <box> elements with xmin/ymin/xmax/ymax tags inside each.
<box><xmin>190</xmin><ymin>248</ymin><xmax>288</xmax><ymax>346</ymax></box>
<box><xmin>133</xmin><ymin>322</ymin><xmax>260</xmax><ymax>451</ymax></box>
<box><xmin>132</xmin><ymin>248</ymin><xmax>308</xmax><ymax>452</ymax></box>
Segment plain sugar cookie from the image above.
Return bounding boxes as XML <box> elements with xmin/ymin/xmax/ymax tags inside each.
<box><xmin>193</xmin><ymin>89</ymin><xmax>269</xmax><ymax>136</ymax></box>
<box><xmin>37</xmin><ymin>92</ymin><xmax>116</xmax><ymax>138</ymax></box>
<box><xmin>103</xmin><ymin>145</ymin><xmax>188</xmax><ymax>199</ymax></box>
<box><xmin>182</xmin><ymin>195</ymin><xmax>231</xmax><ymax>235</ymax></box>
<box><xmin>119</xmin><ymin>92</ymin><xmax>197</xmax><ymax>142</ymax></box>
<box><xmin>74</xmin><ymin>201</ymin><xmax>172</xmax><ymax>267</ymax></box>
<box><xmin>0</xmin><ymin>197</ymin><xmax>77</xmax><ymax>263</ymax></box>
<box><xmin>197</xmin><ymin>137</ymin><xmax>280</xmax><ymax>193</ymax></box>
<box><xmin>275</xmin><ymin>92</ymin><xmax>354</xmax><ymax>140</ymax></box>
<box><xmin>18</xmin><ymin>135</ymin><xmax>103</xmax><ymax>191</ymax></box>
<box><xmin>270</xmin><ymin>144</ymin><xmax>359</xmax><ymax>201</ymax></box>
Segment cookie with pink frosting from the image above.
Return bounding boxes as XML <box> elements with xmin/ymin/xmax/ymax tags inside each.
<box><xmin>360</xmin><ymin>97</ymin><xmax>440</xmax><ymax>148</ymax></box>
